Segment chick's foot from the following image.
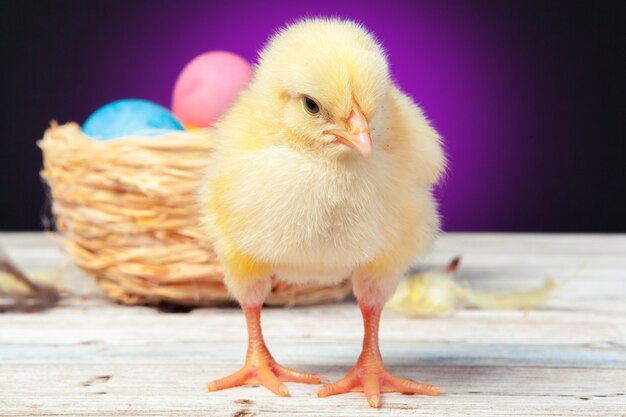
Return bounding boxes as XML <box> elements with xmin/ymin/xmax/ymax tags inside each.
<box><xmin>317</xmin><ymin>303</ymin><xmax>441</xmax><ymax>407</ymax></box>
<box><xmin>208</xmin><ymin>349</ymin><xmax>322</xmax><ymax>396</ymax></box>
<box><xmin>208</xmin><ymin>305</ymin><xmax>322</xmax><ymax>396</ymax></box>
<box><xmin>317</xmin><ymin>359</ymin><xmax>440</xmax><ymax>407</ymax></box>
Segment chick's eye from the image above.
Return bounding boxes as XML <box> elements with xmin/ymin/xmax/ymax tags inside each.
<box><xmin>302</xmin><ymin>96</ymin><xmax>320</xmax><ymax>115</ymax></box>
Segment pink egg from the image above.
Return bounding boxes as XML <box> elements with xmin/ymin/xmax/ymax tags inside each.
<box><xmin>172</xmin><ymin>51</ymin><xmax>253</xmax><ymax>127</ymax></box>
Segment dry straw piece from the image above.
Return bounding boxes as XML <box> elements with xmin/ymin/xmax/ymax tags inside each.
<box><xmin>39</xmin><ymin>122</ymin><xmax>352</xmax><ymax>307</ymax></box>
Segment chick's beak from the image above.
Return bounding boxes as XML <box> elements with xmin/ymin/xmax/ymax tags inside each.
<box><xmin>325</xmin><ymin>105</ymin><xmax>372</xmax><ymax>157</ymax></box>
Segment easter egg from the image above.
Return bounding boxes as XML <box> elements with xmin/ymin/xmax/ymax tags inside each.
<box><xmin>172</xmin><ymin>51</ymin><xmax>253</xmax><ymax>128</ymax></box>
<box><xmin>83</xmin><ymin>99</ymin><xmax>184</xmax><ymax>140</ymax></box>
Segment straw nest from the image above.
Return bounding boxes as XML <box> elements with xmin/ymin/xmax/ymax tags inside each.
<box><xmin>38</xmin><ymin>122</ymin><xmax>352</xmax><ymax>307</ymax></box>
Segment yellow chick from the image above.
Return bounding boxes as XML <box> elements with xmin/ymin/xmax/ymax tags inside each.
<box><xmin>200</xmin><ymin>18</ymin><xmax>445</xmax><ymax>408</ymax></box>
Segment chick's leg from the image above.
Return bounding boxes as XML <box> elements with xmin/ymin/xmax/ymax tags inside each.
<box><xmin>318</xmin><ymin>275</ymin><xmax>440</xmax><ymax>408</ymax></box>
<box><xmin>208</xmin><ymin>290</ymin><xmax>322</xmax><ymax>396</ymax></box>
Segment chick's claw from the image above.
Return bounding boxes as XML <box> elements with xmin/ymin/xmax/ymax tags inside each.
<box><xmin>208</xmin><ymin>368</ymin><xmax>255</xmax><ymax>393</ymax></box>
<box><xmin>208</xmin><ymin>304</ymin><xmax>323</xmax><ymax>396</ymax></box>
<box><xmin>317</xmin><ymin>366</ymin><xmax>440</xmax><ymax>408</ymax></box>
<box><xmin>273</xmin><ymin>363</ymin><xmax>323</xmax><ymax>384</ymax></box>
<box><xmin>208</xmin><ymin>354</ymin><xmax>322</xmax><ymax>396</ymax></box>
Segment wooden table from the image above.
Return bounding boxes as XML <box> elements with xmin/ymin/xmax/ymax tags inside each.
<box><xmin>1</xmin><ymin>233</ymin><xmax>625</xmax><ymax>416</ymax></box>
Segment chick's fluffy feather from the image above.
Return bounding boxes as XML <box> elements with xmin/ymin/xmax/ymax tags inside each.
<box><xmin>200</xmin><ymin>19</ymin><xmax>445</xmax><ymax>305</ymax></box>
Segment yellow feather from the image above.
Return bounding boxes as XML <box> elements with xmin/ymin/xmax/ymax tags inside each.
<box><xmin>386</xmin><ymin>259</ymin><xmax>563</xmax><ymax>315</ymax></box>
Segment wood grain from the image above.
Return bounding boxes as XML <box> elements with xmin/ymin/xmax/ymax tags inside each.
<box><xmin>0</xmin><ymin>233</ymin><xmax>625</xmax><ymax>416</ymax></box>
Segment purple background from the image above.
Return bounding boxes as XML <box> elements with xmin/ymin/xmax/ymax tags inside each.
<box><xmin>99</xmin><ymin>1</ymin><xmax>538</xmax><ymax>232</ymax></box>
<box><xmin>2</xmin><ymin>0</ymin><xmax>624</xmax><ymax>231</ymax></box>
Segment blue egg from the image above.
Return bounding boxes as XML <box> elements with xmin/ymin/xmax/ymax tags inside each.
<box><xmin>83</xmin><ymin>99</ymin><xmax>185</xmax><ymax>140</ymax></box>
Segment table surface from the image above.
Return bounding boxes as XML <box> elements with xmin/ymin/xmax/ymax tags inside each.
<box><xmin>0</xmin><ymin>232</ymin><xmax>625</xmax><ymax>417</ymax></box>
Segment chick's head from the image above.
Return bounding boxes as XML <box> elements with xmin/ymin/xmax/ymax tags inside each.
<box><xmin>252</xmin><ymin>19</ymin><xmax>391</xmax><ymax>158</ymax></box>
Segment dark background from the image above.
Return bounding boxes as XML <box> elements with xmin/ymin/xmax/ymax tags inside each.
<box><xmin>1</xmin><ymin>0</ymin><xmax>625</xmax><ymax>232</ymax></box>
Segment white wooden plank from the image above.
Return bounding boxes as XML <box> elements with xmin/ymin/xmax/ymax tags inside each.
<box><xmin>0</xmin><ymin>364</ymin><xmax>624</xmax><ymax>417</ymax></box>
<box><xmin>0</xmin><ymin>232</ymin><xmax>625</xmax><ymax>416</ymax></box>
<box><xmin>1</xmin><ymin>306</ymin><xmax>624</xmax><ymax>348</ymax></box>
